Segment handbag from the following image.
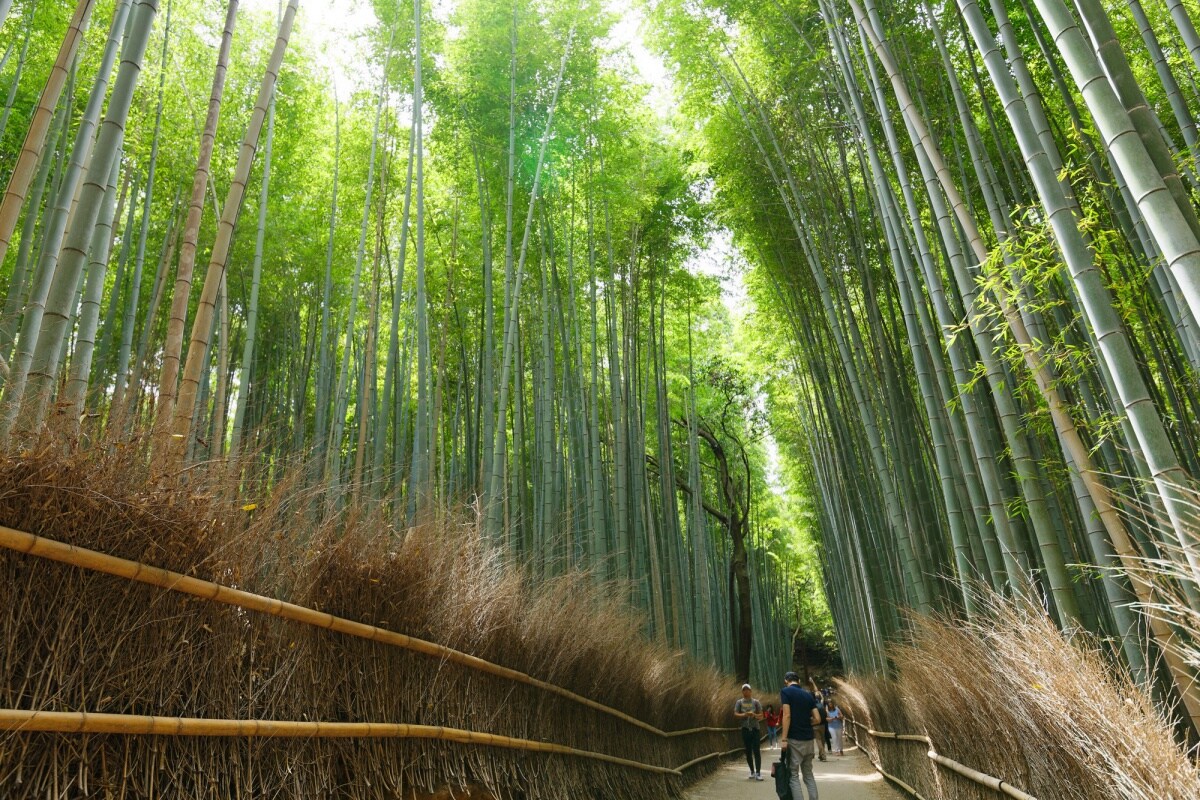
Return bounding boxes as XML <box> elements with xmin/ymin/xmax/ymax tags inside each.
<box><xmin>771</xmin><ymin>746</ymin><xmax>792</xmax><ymax>800</ymax></box>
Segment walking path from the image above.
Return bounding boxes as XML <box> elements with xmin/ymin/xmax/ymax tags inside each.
<box><xmin>684</xmin><ymin>743</ymin><xmax>907</xmax><ymax>800</ymax></box>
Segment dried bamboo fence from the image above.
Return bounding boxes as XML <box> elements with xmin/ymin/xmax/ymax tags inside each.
<box><xmin>837</xmin><ymin>604</ymin><xmax>1200</xmax><ymax>800</ymax></box>
<box><xmin>0</xmin><ymin>523</ymin><xmax>730</xmax><ymax>741</ymax></box>
<box><xmin>0</xmin><ymin>522</ymin><xmax>741</xmax><ymax>796</ymax></box>
<box><xmin>847</xmin><ymin>718</ymin><xmax>1037</xmax><ymax>800</ymax></box>
<box><xmin>0</xmin><ymin>448</ymin><xmax>744</xmax><ymax>800</ymax></box>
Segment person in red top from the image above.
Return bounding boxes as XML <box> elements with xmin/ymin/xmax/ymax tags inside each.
<box><xmin>763</xmin><ymin>703</ymin><xmax>781</xmax><ymax>748</ymax></box>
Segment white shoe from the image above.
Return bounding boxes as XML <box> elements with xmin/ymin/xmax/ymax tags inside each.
<box><xmin>755</xmin><ymin>773</ymin><xmax>764</xmax><ymax>781</ymax></box>
<box><xmin>748</xmin><ymin>773</ymin><xmax>756</xmax><ymax>780</ymax></box>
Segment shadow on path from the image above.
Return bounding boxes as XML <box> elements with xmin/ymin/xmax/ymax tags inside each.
<box><xmin>684</xmin><ymin>744</ymin><xmax>907</xmax><ymax>800</ymax></box>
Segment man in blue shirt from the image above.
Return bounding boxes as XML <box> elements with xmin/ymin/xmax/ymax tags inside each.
<box><xmin>780</xmin><ymin>671</ymin><xmax>820</xmax><ymax>800</ymax></box>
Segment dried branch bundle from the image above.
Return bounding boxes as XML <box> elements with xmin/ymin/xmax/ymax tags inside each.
<box><xmin>841</xmin><ymin>597</ymin><xmax>1200</xmax><ymax>800</ymax></box>
<box><xmin>0</xmin><ymin>442</ymin><xmax>735</xmax><ymax>799</ymax></box>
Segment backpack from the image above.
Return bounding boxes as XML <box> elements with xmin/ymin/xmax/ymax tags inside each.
<box><xmin>771</xmin><ymin>747</ymin><xmax>793</xmax><ymax>800</ymax></box>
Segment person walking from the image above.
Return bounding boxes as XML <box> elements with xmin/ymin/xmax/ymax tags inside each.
<box><xmin>764</xmin><ymin>703</ymin><xmax>781</xmax><ymax>748</ymax></box>
<box><xmin>825</xmin><ymin>699</ymin><xmax>844</xmax><ymax>756</ymax></box>
<box><xmin>809</xmin><ymin>679</ymin><xmax>828</xmax><ymax>761</ymax></box>
<box><xmin>780</xmin><ymin>671</ymin><xmax>820</xmax><ymax>800</ymax></box>
<box><xmin>734</xmin><ymin>683</ymin><xmax>765</xmax><ymax>780</ymax></box>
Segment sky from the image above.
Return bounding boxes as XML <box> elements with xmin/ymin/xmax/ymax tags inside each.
<box><xmin>241</xmin><ymin>0</ymin><xmax>383</xmax><ymax>97</ymax></box>
<box><xmin>605</xmin><ymin>4</ymin><xmax>677</xmax><ymax>118</ymax></box>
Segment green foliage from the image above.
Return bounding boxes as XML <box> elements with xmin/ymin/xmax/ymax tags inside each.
<box><xmin>0</xmin><ymin>0</ymin><xmax>809</xmax><ymax>683</ymax></box>
<box><xmin>16</xmin><ymin>0</ymin><xmax>1200</xmax><ymax>706</ymax></box>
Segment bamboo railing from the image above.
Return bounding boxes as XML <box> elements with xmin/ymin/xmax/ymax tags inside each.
<box><xmin>0</xmin><ymin>523</ymin><xmax>743</xmax><ymax>778</ymax></box>
<box><xmin>0</xmin><ymin>524</ymin><xmax>734</xmax><ymax>739</ymax></box>
<box><xmin>0</xmin><ymin>709</ymin><xmax>711</xmax><ymax>775</ymax></box>
<box><xmin>0</xmin><ymin>708</ymin><xmax>746</xmax><ymax>775</ymax></box>
<box><xmin>849</xmin><ymin>718</ymin><xmax>1038</xmax><ymax>800</ymax></box>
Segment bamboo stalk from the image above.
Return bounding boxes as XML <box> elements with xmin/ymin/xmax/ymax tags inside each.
<box><xmin>0</xmin><ymin>0</ymin><xmax>97</xmax><ymax>268</ymax></box>
<box><xmin>0</xmin><ymin>524</ymin><xmax>733</xmax><ymax>740</ymax></box>
<box><xmin>172</xmin><ymin>0</ymin><xmax>298</xmax><ymax>452</ymax></box>
<box><xmin>0</xmin><ymin>709</ymin><xmax>681</xmax><ymax>775</ymax></box>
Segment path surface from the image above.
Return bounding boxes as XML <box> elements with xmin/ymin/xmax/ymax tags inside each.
<box><xmin>685</xmin><ymin>743</ymin><xmax>905</xmax><ymax>800</ymax></box>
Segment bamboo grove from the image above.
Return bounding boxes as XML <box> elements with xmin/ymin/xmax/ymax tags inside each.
<box><xmin>12</xmin><ymin>0</ymin><xmax>1200</xmax><ymax>732</ymax></box>
<box><xmin>649</xmin><ymin>0</ymin><xmax>1200</xmax><ymax>731</ymax></box>
<box><xmin>0</xmin><ymin>0</ymin><xmax>809</xmax><ymax>688</ymax></box>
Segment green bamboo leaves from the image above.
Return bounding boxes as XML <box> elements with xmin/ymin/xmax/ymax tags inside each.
<box><xmin>0</xmin><ymin>0</ymin><xmax>820</xmax><ymax>687</ymax></box>
<box><xmin>652</xmin><ymin>0</ymin><xmax>1200</xmax><ymax>724</ymax></box>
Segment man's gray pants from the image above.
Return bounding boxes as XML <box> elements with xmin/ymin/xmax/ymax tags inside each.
<box><xmin>787</xmin><ymin>739</ymin><xmax>818</xmax><ymax>800</ymax></box>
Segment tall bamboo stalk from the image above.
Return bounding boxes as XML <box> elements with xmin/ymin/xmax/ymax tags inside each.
<box><xmin>0</xmin><ymin>0</ymin><xmax>96</xmax><ymax>270</ymax></box>
<box><xmin>3</xmin><ymin>0</ymin><xmax>152</xmax><ymax>442</ymax></box>
<box><xmin>154</xmin><ymin>0</ymin><xmax>239</xmax><ymax>448</ymax></box>
<box><xmin>171</xmin><ymin>0</ymin><xmax>299</xmax><ymax>454</ymax></box>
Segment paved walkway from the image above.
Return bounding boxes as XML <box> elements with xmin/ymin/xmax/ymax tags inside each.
<box><xmin>684</xmin><ymin>743</ymin><xmax>906</xmax><ymax>800</ymax></box>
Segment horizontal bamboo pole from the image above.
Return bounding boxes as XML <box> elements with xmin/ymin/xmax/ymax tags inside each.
<box><xmin>851</xmin><ymin>718</ymin><xmax>1038</xmax><ymax>800</ymax></box>
<box><xmin>662</xmin><ymin>726</ymin><xmax>735</xmax><ymax>738</ymax></box>
<box><xmin>862</xmin><ymin>746</ymin><xmax>930</xmax><ymax>800</ymax></box>
<box><xmin>0</xmin><ymin>524</ymin><xmax>735</xmax><ymax>741</ymax></box>
<box><xmin>867</xmin><ymin>728</ymin><xmax>932</xmax><ymax>744</ymax></box>
<box><xmin>0</xmin><ymin>709</ymin><xmax>682</xmax><ymax>775</ymax></box>
<box><xmin>674</xmin><ymin>743</ymin><xmax>747</xmax><ymax>772</ymax></box>
<box><xmin>928</xmin><ymin>753</ymin><xmax>1037</xmax><ymax>800</ymax></box>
